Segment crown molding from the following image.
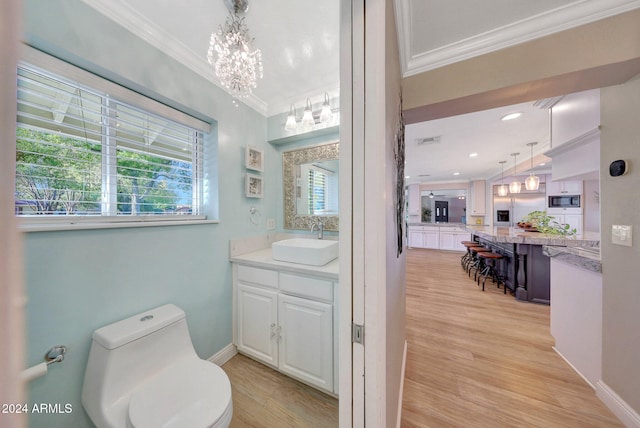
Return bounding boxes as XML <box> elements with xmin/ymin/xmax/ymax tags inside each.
<box><xmin>399</xmin><ymin>0</ymin><xmax>640</xmax><ymax>77</ymax></box>
<box><xmin>80</xmin><ymin>0</ymin><xmax>268</xmax><ymax>116</ymax></box>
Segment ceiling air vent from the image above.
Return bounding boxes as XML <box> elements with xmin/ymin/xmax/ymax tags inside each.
<box><xmin>416</xmin><ymin>136</ymin><xmax>440</xmax><ymax>145</ymax></box>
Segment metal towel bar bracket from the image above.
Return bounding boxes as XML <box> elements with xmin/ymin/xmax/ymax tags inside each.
<box><xmin>45</xmin><ymin>345</ymin><xmax>67</xmax><ymax>365</ymax></box>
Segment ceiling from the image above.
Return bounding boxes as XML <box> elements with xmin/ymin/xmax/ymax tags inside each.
<box><xmin>80</xmin><ymin>0</ymin><xmax>639</xmax><ymax>182</ymax></box>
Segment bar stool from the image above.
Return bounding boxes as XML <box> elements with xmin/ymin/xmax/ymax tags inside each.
<box><xmin>467</xmin><ymin>247</ymin><xmax>492</xmax><ymax>279</ymax></box>
<box><xmin>476</xmin><ymin>252</ymin><xmax>505</xmax><ymax>292</ymax></box>
<box><xmin>461</xmin><ymin>241</ymin><xmax>482</xmax><ymax>270</ymax></box>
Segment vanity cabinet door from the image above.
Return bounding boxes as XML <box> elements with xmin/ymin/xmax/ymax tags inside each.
<box><xmin>237</xmin><ymin>283</ymin><xmax>279</xmax><ymax>368</ymax></box>
<box><xmin>278</xmin><ymin>294</ymin><xmax>333</xmax><ymax>392</ymax></box>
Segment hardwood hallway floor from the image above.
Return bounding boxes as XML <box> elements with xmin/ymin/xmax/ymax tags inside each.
<box><xmin>401</xmin><ymin>248</ymin><xmax>622</xmax><ymax>428</ymax></box>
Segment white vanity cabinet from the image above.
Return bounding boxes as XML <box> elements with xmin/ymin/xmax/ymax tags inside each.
<box><xmin>233</xmin><ymin>263</ymin><xmax>337</xmax><ymax>395</ymax></box>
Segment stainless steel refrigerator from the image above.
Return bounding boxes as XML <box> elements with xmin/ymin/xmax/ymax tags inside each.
<box><xmin>493</xmin><ymin>183</ymin><xmax>546</xmax><ymax>227</ymax></box>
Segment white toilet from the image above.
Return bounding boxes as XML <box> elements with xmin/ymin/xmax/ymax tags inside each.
<box><xmin>81</xmin><ymin>304</ymin><xmax>233</xmax><ymax>428</ymax></box>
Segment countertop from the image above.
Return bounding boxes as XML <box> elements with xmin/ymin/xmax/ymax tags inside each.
<box><xmin>407</xmin><ymin>222</ymin><xmax>466</xmax><ymax>227</ymax></box>
<box><xmin>542</xmin><ymin>245</ymin><xmax>602</xmax><ymax>273</ymax></box>
<box><xmin>465</xmin><ymin>225</ymin><xmax>600</xmax><ymax>248</ymax></box>
<box><xmin>230</xmin><ymin>248</ymin><xmax>339</xmax><ymax>280</ymax></box>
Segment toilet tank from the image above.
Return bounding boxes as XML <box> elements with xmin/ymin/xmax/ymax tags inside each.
<box><xmin>82</xmin><ymin>304</ymin><xmax>199</xmax><ymax>427</ymax></box>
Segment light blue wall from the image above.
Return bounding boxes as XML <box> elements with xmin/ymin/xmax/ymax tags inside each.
<box><xmin>21</xmin><ymin>1</ymin><xmax>278</xmax><ymax>427</ymax></box>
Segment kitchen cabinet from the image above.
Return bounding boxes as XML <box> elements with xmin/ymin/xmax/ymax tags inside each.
<box><xmin>407</xmin><ymin>184</ymin><xmax>421</xmax><ymax>216</ymax></box>
<box><xmin>547</xmin><ymin>180</ymin><xmax>583</xmax><ymax>195</ymax></box>
<box><xmin>551</xmin><ymin>214</ymin><xmax>583</xmax><ymax>235</ymax></box>
<box><xmin>234</xmin><ymin>264</ymin><xmax>336</xmax><ymax>394</ymax></box>
<box><xmin>409</xmin><ymin>225</ymin><xmax>469</xmax><ymax>251</ymax></box>
<box><xmin>408</xmin><ymin>225</ymin><xmax>439</xmax><ymax>249</ymax></box>
<box><xmin>439</xmin><ymin>228</ymin><xmax>472</xmax><ymax>251</ymax></box>
<box><xmin>470</xmin><ymin>180</ymin><xmax>486</xmax><ymax>215</ymax></box>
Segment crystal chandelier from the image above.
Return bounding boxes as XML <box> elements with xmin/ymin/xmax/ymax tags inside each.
<box><xmin>207</xmin><ymin>0</ymin><xmax>263</xmax><ymax>99</ymax></box>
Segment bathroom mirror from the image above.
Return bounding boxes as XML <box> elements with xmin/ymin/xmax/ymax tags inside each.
<box><xmin>283</xmin><ymin>142</ymin><xmax>339</xmax><ymax>230</ymax></box>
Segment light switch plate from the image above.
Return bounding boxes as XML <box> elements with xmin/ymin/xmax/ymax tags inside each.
<box><xmin>266</xmin><ymin>218</ymin><xmax>275</xmax><ymax>230</ymax></box>
<box><xmin>612</xmin><ymin>225</ymin><xmax>632</xmax><ymax>247</ymax></box>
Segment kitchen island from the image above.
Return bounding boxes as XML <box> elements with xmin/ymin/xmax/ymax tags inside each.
<box><xmin>543</xmin><ymin>245</ymin><xmax>602</xmax><ymax>387</ymax></box>
<box><xmin>464</xmin><ymin>226</ymin><xmax>600</xmax><ymax>304</ymax></box>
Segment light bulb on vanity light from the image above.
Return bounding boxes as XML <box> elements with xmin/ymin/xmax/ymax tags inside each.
<box><xmin>319</xmin><ymin>93</ymin><xmax>333</xmax><ymax>123</ymax></box>
<box><xmin>284</xmin><ymin>104</ymin><xmax>297</xmax><ymax>131</ymax></box>
<box><xmin>301</xmin><ymin>98</ymin><xmax>315</xmax><ymax>129</ymax></box>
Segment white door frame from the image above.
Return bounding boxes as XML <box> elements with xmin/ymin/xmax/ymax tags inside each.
<box><xmin>0</xmin><ymin>2</ymin><xmax>26</xmax><ymax>427</ymax></box>
<box><xmin>339</xmin><ymin>0</ymin><xmax>366</xmax><ymax>426</ymax></box>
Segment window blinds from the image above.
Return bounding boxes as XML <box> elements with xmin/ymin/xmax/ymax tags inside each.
<box><xmin>16</xmin><ymin>65</ymin><xmax>204</xmax><ymax>216</ymax></box>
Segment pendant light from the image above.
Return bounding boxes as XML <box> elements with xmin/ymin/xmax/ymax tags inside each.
<box><xmin>524</xmin><ymin>142</ymin><xmax>540</xmax><ymax>191</ymax></box>
<box><xmin>509</xmin><ymin>152</ymin><xmax>521</xmax><ymax>194</ymax></box>
<box><xmin>497</xmin><ymin>161</ymin><xmax>508</xmax><ymax>197</ymax></box>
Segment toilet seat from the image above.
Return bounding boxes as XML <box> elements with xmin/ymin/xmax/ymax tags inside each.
<box><xmin>127</xmin><ymin>358</ymin><xmax>232</xmax><ymax>428</ymax></box>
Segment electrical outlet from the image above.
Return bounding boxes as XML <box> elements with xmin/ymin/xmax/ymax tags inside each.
<box><xmin>612</xmin><ymin>225</ymin><xmax>632</xmax><ymax>247</ymax></box>
<box><xmin>266</xmin><ymin>218</ymin><xmax>275</xmax><ymax>230</ymax></box>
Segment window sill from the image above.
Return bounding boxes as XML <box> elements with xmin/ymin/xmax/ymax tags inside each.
<box><xmin>18</xmin><ymin>217</ymin><xmax>218</xmax><ymax>233</ymax></box>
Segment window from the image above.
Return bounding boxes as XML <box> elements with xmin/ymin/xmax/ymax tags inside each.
<box><xmin>308</xmin><ymin>169</ymin><xmax>327</xmax><ymax>214</ymax></box>
<box><xmin>15</xmin><ymin>62</ymin><xmax>207</xmax><ymax>220</ymax></box>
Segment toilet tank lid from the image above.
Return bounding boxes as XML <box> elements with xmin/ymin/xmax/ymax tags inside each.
<box><xmin>93</xmin><ymin>304</ymin><xmax>185</xmax><ymax>350</ymax></box>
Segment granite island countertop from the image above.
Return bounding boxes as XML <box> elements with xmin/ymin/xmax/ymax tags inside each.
<box><xmin>465</xmin><ymin>225</ymin><xmax>600</xmax><ymax>248</ymax></box>
<box><xmin>542</xmin><ymin>245</ymin><xmax>602</xmax><ymax>273</ymax></box>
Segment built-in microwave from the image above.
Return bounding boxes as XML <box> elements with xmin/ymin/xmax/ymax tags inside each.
<box><xmin>548</xmin><ymin>194</ymin><xmax>581</xmax><ymax>209</ymax></box>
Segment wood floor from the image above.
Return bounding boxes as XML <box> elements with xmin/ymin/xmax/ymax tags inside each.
<box><xmin>401</xmin><ymin>248</ymin><xmax>622</xmax><ymax>428</ymax></box>
<box><xmin>221</xmin><ymin>353</ymin><xmax>338</xmax><ymax>427</ymax></box>
<box><xmin>221</xmin><ymin>248</ymin><xmax>621</xmax><ymax>427</ymax></box>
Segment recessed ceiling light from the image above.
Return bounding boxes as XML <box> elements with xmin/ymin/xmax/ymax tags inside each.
<box><xmin>405</xmin><ymin>175</ymin><xmax>410</xmax><ymax>179</ymax></box>
<box><xmin>539</xmin><ymin>163</ymin><xmax>546</xmax><ymax>166</ymax></box>
<box><xmin>453</xmin><ymin>172</ymin><xmax>460</xmax><ymax>176</ymax></box>
<box><xmin>469</xmin><ymin>152</ymin><xmax>478</xmax><ymax>157</ymax></box>
<box><xmin>501</xmin><ymin>112</ymin><xmax>522</xmax><ymax>121</ymax></box>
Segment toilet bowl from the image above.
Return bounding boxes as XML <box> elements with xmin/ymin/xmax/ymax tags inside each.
<box><xmin>81</xmin><ymin>304</ymin><xmax>232</xmax><ymax>428</ymax></box>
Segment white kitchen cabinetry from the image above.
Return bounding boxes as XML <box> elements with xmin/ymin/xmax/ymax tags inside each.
<box><xmin>551</xmin><ymin>214</ymin><xmax>583</xmax><ymax>235</ymax></box>
<box><xmin>408</xmin><ymin>184</ymin><xmax>421</xmax><ymax>216</ymax></box>
<box><xmin>439</xmin><ymin>228</ymin><xmax>472</xmax><ymax>251</ymax></box>
<box><xmin>408</xmin><ymin>225</ymin><xmax>439</xmax><ymax>249</ymax></box>
<box><xmin>547</xmin><ymin>180</ymin><xmax>583</xmax><ymax>195</ymax></box>
<box><xmin>409</xmin><ymin>226</ymin><xmax>469</xmax><ymax>251</ymax></box>
<box><xmin>471</xmin><ymin>180</ymin><xmax>486</xmax><ymax>215</ymax></box>
<box><xmin>234</xmin><ymin>264</ymin><xmax>336</xmax><ymax>394</ymax></box>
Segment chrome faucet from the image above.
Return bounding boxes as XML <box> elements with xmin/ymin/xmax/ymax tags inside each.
<box><xmin>310</xmin><ymin>218</ymin><xmax>324</xmax><ymax>239</ymax></box>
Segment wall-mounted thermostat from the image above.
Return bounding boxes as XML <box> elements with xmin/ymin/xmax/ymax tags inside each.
<box><xmin>609</xmin><ymin>159</ymin><xmax>628</xmax><ymax>177</ymax></box>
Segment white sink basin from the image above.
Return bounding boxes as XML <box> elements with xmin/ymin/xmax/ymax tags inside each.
<box><xmin>272</xmin><ymin>239</ymin><xmax>339</xmax><ymax>266</ymax></box>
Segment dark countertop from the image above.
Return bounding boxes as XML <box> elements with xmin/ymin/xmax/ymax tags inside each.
<box><xmin>465</xmin><ymin>225</ymin><xmax>600</xmax><ymax>248</ymax></box>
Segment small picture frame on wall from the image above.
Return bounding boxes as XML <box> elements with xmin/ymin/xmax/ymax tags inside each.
<box><xmin>245</xmin><ymin>173</ymin><xmax>264</xmax><ymax>198</ymax></box>
<box><xmin>245</xmin><ymin>146</ymin><xmax>264</xmax><ymax>172</ymax></box>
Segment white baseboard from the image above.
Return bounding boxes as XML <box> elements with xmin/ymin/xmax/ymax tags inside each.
<box><xmin>208</xmin><ymin>343</ymin><xmax>237</xmax><ymax>366</ymax></box>
<box><xmin>596</xmin><ymin>380</ymin><xmax>640</xmax><ymax>428</ymax></box>
<box><xmin>396</xmin><ymin>340</ymin><xmax>408</xmax><ymax>428</ymax></box>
